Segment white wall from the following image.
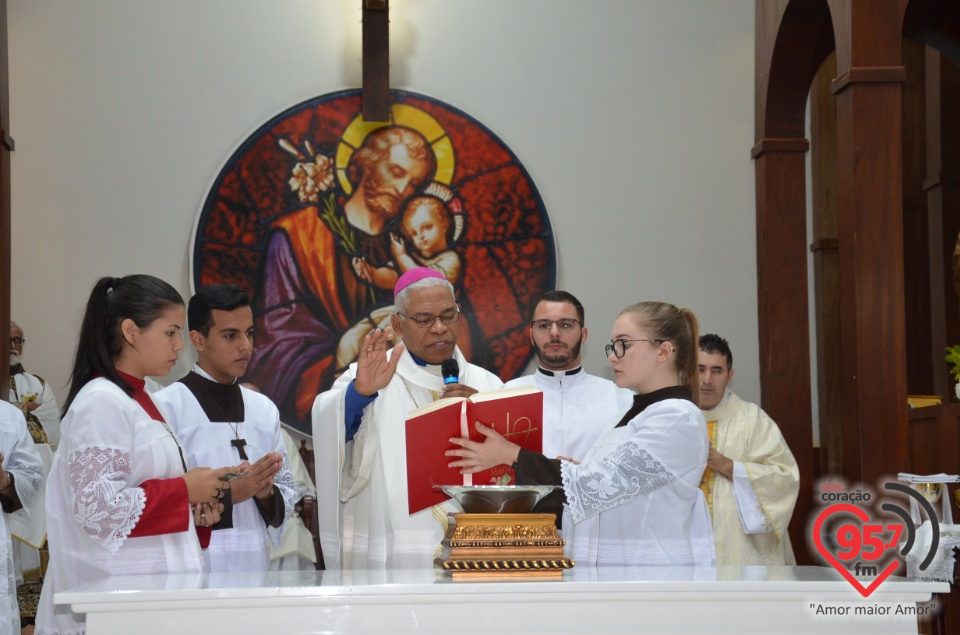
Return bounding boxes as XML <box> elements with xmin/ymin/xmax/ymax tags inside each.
<box><xmin>8</xmin><ymin>0</ymin><xmax>759</xmax><ymax>411</ymax></box>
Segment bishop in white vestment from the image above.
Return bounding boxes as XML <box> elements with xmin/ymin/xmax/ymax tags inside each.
<box><xmin>314</xmin><ymin>268</ymin><xmax>503</xmax><ymax>570</ymax></box>
<box><xmin>314</xmin><ymin>345</ymin><xmax>502</xmax><ymax>569</ymax></box>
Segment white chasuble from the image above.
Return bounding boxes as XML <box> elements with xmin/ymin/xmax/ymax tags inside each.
<box><xmin>313</xmin><ymin>347</ymin><xmax>502</xmax><ymax>570</ymax></box>
<box><xmin>701</xmin><ymin>391</ymin><xmax>800</xmax><ymax>565</ymax></box>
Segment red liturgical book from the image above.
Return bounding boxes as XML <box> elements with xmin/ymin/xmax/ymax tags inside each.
<box><xmin>404</xmin><ymin>386</ymin><xmax>543</xmax><ymax>515</ymax></box>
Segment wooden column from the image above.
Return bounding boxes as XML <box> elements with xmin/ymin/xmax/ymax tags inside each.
<box><xmin>827</xmin><ymin>0</ymin><xmax>911</xmax><ymax>484</ymax></box>
<box><xmin>752</xmin><ymin>137</ymin><xmax>815</xmax><ymax>563</ymax></box>
<box><xmin>901</xmin><ymin>41</ymin><xmax>933</xmax><ymax>398</ymax></box>
<box><xmin>809</xmin><ymin>52</ymin><xmax>843</xmax><ymax>478</ymax></box>
<box><xmin>0</xmin><ymin>0</ymin><xmax>11</xmax><ymax>394</ymax></box>
<box><xmin>924</xmin><ymin>49</ymin><xmax>960</xmax><ymax>400</ymax></box>
<box><xmin>753</xmin><ymin>0</ymin><xmax>835</xmax><ymax>565</ymax></box>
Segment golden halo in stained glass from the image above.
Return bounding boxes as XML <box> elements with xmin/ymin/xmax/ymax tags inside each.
<box><xmin>336</xmin><ymin>103</ymin><xmax>455</xmax><ymax>194</ymax></box>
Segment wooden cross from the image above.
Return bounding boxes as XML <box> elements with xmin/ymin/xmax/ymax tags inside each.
<box><xmin>362</xmin><ymin>0</ymin><xmax>390</xmax><ymax>122</ymax></box>
<box><xmin>231</xmin><ymin>437</ymin><xmax>249</xmax><ymax>461</ymax></box>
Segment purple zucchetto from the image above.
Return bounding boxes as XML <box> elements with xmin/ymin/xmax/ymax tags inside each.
<box><xmin>393</xmin><ymin>267</ymin><xmax>446</xmax><ymax>302</ymax></box>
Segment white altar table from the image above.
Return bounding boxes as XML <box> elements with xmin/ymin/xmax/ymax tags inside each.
<box><xmin>56</xmin><ymin>566</ymin><xmax>948</xmax><ymax>634</ymax></box>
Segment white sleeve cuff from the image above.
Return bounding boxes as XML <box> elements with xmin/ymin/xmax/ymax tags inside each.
<box><xmin>732</xmin><ymin>461</ymin><xmax>772</xmax><ymax>535</ymax></box>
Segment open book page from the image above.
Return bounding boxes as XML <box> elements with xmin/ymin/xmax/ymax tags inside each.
<box><xmin>406</xmin><ymin>396</ymin><xmax>467</xmax><ymax>417</ymax></box>
<box><xmin>467</xmin><ymin>384</ymin><xmax>540</xmax><ymax>403</ymax></box>
<box><xmin>404</xmin><ymin>385</ymin><xmax>539</xmax><ymax>417</ymax></box>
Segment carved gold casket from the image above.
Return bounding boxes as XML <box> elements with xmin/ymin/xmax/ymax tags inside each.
<box><xmin>434</xmin><ymin>486</ymin><xmax>574</xmax><ymax>580</ymax></box>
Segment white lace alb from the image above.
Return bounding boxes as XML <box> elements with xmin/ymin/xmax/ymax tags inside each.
<box><xmin>562</xmin><ymin>440</ymin><xmax>678</xmax><ymax>524</ymax></box>
<box><xmin>69</xmin><ymin>446</ymin><xmax>146</xmax><ymax>554</ymax></box>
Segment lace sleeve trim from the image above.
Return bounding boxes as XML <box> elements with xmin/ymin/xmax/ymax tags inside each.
<box><xmin>12</xmin><ymin>461</ymin><xmax>44</xmax><ymax>506</ymax></box>
<box><xmin>69</xmin><ymin>446</ymin><xmax>146</xmax><ymax>555</ymax></box>
<box><xmin>561</xmin><ymin>440</ymin><xmax>678</xmax><ymax>525</ymax></box>
<box><xmin>266</xmin><ymin>457</ymin><xmax>297</xmax><ymax>548</ymax></box>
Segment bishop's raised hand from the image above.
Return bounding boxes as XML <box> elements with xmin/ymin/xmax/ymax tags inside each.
<box><xmin>354</xmin><ymin>327</ymin><xmax>405</xmax><ymax>397</ymax></box>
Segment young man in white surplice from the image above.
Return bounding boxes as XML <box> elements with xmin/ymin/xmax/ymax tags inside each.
<box><xmin>155</xmin><ymin>284</ymin><xmax>295</xmax><ymax>574</ymax></box>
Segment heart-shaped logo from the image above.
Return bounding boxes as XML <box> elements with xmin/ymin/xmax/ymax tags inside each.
<box><xmin>812</xmin><ymin>503</ymin><xmax>900</xmax><ymax>598</ymax></box>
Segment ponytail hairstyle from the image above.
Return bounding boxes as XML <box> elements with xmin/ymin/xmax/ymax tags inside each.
<box><xmin>62</xmin><ymin>275</ymin><xmax>184</xmax><ymax>416</ymax></box>
<box><xmin>619</xmin><ymin>301</ymin><xmax>701</xmax><ymax>406</ymax></box>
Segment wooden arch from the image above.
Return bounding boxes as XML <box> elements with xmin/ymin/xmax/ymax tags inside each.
<box><xmin>754</xmin><ymin>0</ymin><xmax>839</xmax><ymax>565</ymax></box>
<box><xmin>757</xmin><ymin>0</ymin><xmax>960</xmax><ymax>579</ymax></box>
<box><xmin>755</xmin><ymin>0</ymin><xmax>925</xmax><ymax>564</ymax></box>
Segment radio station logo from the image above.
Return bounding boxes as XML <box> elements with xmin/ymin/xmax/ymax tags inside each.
<box><xmin>811</xmin><ymin>480</ymin><xmax>940</xmax><ymax>598</ymax></box>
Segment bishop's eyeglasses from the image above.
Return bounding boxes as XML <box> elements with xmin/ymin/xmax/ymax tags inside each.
<box><xmin>396</xmin><ymin>307</ymin><xmax>461</xmax><ymax>328</ymax></box>
<box><xmin>605</xmin><ymin>338</ymin><xmax>664</xmax><ymax>358</ymax></box>
<box><xmin>531</xmin><ymin>318</ymin><xmax>582</xmax><ymax>335</ymax></box>
<box><xmin>10</xmin><ymin>337</ymin><xmax>25</xmax><ymax>346</ymax></box>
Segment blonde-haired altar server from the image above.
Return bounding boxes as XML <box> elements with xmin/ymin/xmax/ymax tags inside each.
<box><xmin>451</xmin><ymin>301</ymin><xmax>715</xmax><ymax>566</ymax></box>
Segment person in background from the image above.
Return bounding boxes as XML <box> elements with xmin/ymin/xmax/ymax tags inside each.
<box><xmin>507</xmin><ymin>290</ymin><xmax>633</xmax><ymax>462</ymax></box>
<box><xmin>35</xmin><ymin>275</ymin><xmax>235</xmax><ymax>635</ymax></box>
<box><xmin>504</xmin><ymin>291</ymin><xmax>633</xmax><ymax>526</ymax></box>
<box><xmin>8</xmin><ymin>321</ymin><xmax>60</xmax><ymax>447</ymax></box>
<box><xmin>698</xmin><ymin>333</ymin><xmax>799</xmax><ymax>565</ymax></box>
<box><xmin>7</xmin><ymin>322</ymin><xmax>58</xmax><ymax>633</ymax></box>
<box><xmin>449</xmin><ymin>301</ymin><xmax>714</xmax><ymax>566</ymax></box>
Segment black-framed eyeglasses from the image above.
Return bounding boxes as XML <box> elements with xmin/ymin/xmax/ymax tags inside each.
<box><xmin>10</xmin><ymin>337</ymin><xmax>25</xmax><ymax>346</ymax></box>
<box><xmin>605</xmin><ymin>338</ymin><xmax>664</xmax><ymax>359</ymax></box>
<box><xmin>531</xmin><ymin>318</ymin><xmax>582</xmax><ymax>335</ymax></box>
<box><xmin>397</xmin><ymin>307</ymin><xmax>460</xmax><ymax>328</ymax></box>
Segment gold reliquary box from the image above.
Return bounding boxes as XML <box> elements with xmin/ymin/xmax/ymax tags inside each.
<box><xmin>435</xmin><ymin>513</ymin><xmax>575</xmax><ymax>581</ymax></box>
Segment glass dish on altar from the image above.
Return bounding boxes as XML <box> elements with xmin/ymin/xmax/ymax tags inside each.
<box><xmin>438</xmin><ymin>485</ymin><xmax>559</xmax><ymax>514</ymax></box>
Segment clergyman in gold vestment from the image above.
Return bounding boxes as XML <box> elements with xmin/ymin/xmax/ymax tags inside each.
<box><xmin>698</xmin><ymin>334</ymin><xmax>799</xmax><ymax>566</ymax></box>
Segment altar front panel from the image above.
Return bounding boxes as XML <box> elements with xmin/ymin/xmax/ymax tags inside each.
<box><xmin>59</xmin><ymin>566</ymin><xmax>948</xmax><ymax>635</ymax></box>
